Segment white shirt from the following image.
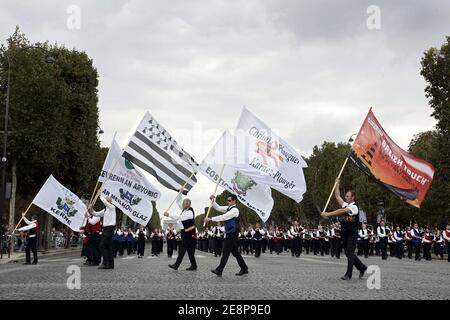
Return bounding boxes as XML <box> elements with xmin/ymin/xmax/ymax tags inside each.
<box><xmin>393</xmin><ymin>231</ymin><xmax>404</xmax><ymax>241</ymax></box>
<box><xmin>211</xmin><ymin>202</ymin><xmax>239</xmax><ymax>222</ymax></box>
<box><xmin>359</xmin><ymin>229</ymin><xmax>369</xmax><ymax>239</ymax></box>
<box><xmin>92</xmin><ymin>196</ymin><xmax>116</xmax><ymax>227</ymax></box>
<box><xmin>167</xmin><ymin>196</ymin><xmax>195</xmax><ymax>222</ymax></box>
<box><xmin>88</xmin><ymin>216</ymin><xmax>101</xmax><ymax>225</ymax></box>
<box><xmin>377</xmin><ymin>226</ymin><xmax>387</xmax><ymax>238</ymax></box>
<box><xmin>18</xmin><ymin>217</ymin><xmax>37</xmax><ymax>232</ymax></box>
<box><xmin>443</xmin><ymin>230</ymin><xmax>450</xmax><ymax>241</ymax></box>
<box><xmin>342</xmin><ymin>202</ymin><xmax>358</xmax><ymax>215</ymax></box>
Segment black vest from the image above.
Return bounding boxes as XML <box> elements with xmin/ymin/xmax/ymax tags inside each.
<box><xmin>339</xmin><ymin>203</ymin><xmax>359</xmax><ymax>235</ymax></box>
<box><xmin>181</xmin><ymin>207</ymin><xmax>195</xmax><ymax>234</ymax></box>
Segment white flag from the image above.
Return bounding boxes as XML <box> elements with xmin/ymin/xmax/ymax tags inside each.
<box><xmin>99</xmin><ymin>139</ymin><xmax>161</xmax><ymax>226</ymax></box>
<box><xmin>32</xmin><ymin>175</ymin><xmax>86</xmax><ymax>231</ymax></box>
<box><xmin>236</xmin><ymin>107</ymin><xmax>307</xmax><ymax>202</ymax></box>
<box><xmin>123</xmin><ymin>112</ymin><xmax>198</xmax><ymax>194</ymax></box>
<box><xmin>199</xmin><ymin>131</ymin><xmax>274</xmax><ymax>222</ymax></box>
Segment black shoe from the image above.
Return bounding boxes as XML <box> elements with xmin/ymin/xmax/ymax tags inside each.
<box><xmin>168</xmin><ymin>264</ymin><xmax>178</xmax><ymax>270</ymax></box>
<box><xmin>98</xmin><ymin>265</ymin><xmax>109</xmax><ymax>269</ymax></box>
<box><xmin>23</xmin><ymin>262</ymin><xmax>31</xmax><ymax>265</ymax></box>
<box><xmin>211</xmin><ymin>269</ymin><xmax>222</xmax><ymax>276</ymax></box>
<box><xmin>186</xmin><ymin>266</ymin><xmax>197</xmax><ymax>271</ymax></box>
<box><xmin>341</xmin><ymin>275</ymin><xmax>351</xmax><ymax>280</ymax></box>
<box><xmin>106</xmin><ymin>266</ymin><xmax>114</xmax><ymax>269</ymax></box>
<box><xmin>235</xmin><ymin>269</ymin><xmax>248</xmax><ymax>276</ymax></box>
<box><xmin>32</xmin><ymin>262</ymin><xmax>37</xmax><ymax>265</ymax></box>
<box><xmin>359</xmin><ymin>268</ymin><xmax>367</xmax><ymax>279</ymax></box>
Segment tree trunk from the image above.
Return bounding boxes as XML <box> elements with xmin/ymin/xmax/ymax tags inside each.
<box><xmin>45</xmin><ymin>215</ymin><xmax>53</xmax><ymax>251</ymax></box>
<box><xmin>8</xmin><ymin>161</ymin><xmax>16</xmax><ymax>229</ymax></box>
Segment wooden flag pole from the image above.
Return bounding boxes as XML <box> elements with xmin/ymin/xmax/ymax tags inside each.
<box><xmin>90</xmin><ymin>158</ymin><xmax>120</xmax><ymax>207</ymax></box>
<box><xmin>165</xmin><ymin>172</ymin><xmax>195</xmax><ymax>213</ymax></box>
<box><xmin>12</xmin><ymin>201</ymin><xmax>35</xmax><ymax>233</ymax></box>
<box><xmin>322</xmin><ymin>156</ymin><xmax>349</xmax><ymax>214</ymax></box>
<box><xmin>203</xmin><ymin>164</ymin><xmax>226</xmax><ymax>227</ymax></box>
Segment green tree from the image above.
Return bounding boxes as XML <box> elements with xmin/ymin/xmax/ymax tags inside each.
<box><xmin>0</xmin><ymin>27</ymin><xmax>103</xmax><ymax>226</ymax></box>
<box><xmin>420</xmin><ymin>36</ymin><xmax>450</xmax><ymax>219</ymax></box>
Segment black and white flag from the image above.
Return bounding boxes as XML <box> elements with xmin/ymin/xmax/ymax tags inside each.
<box><xmin>123</xmin><ymin>112</ymin><xmax>198</xmax><ymax>194</ymax></box>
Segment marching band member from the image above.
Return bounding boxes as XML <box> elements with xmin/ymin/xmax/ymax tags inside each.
<box><xmin>238</xmin><ymin>227</ymin><xmax>246</xmax><ymax>254</ymax></box>
<box><xmin>17</xmin><ymin>213</ymin><xmax>39</xmax><ymax>265</ymax></box>
<box><xmin>136</xmin><ymin>225</ymin><xmax>147</xmax><ymax>258</ymax></box>
<box><xmin>212</xmin><ymin>223</ymin><xmax>225</xmax><ymax>257</ymax></box>
<box><xmin>90</xmin><ymin>195</ymin><xmax>116</xmax><ymax>270</ymax></box>
<box><xmin>321</xmin><ymin>179</ymin><xmax>367</xmax><ymax>281</ymax></box>
<box><xmin>252</xmin><ymin>223</ymin><xmax>265</xmax><ymax>258</ymax></box>
<box><xmin>302</xmin><ymin>227</ymin><xmax>312</xmax><ymax>255</ymax></box>
<box><xmin>165</xmin><ymin>224</ymin><xmax>177</xmax><ymax>258</ymax></box>
<box><xmin>443</xmin><ymin>224</ymin><xmax>450</xmax><ymax>263</ymax></box>
<box><xmin>433</xmin><ymin>228</ymin><xmax>444</xmax><ymax>260</ymax></box>
<box><xmin>388</xmin><ymin>230</ymin><xmax>396</xmax><ymax>258</ymax></box>
<box><xmin>404</xmin><ymin>226</ymin><xmax>413</xmax><ymax>259</ymax></box>
<box><xmin>358</xmin><ymin>224</ymin><xmax>369</xmax><ymax>258</ymax></box>
<box><xmin>289</xmin><ymin>221</ymin><xmax>303</xmax><ymax>258</ymax></box>
<box><xmin>422</xmin><ymin>227</ymin><xmax>434</xmax><ymax>261</ymax></box>
<box><xmin>330</xmin><ymin>223</ymin><xmax>341</xmax><ymax>259</ymax></box>
<box><xmin>112</xmin><ymin>227</ymin><xmax>123</xmax><ymax>258</ymax></box>
<box><xmin>205</xmin><ymin>194</ymin><xmax>248</xmax><ymax>277</ymax></box>
<box><xmin>411</xmin><ymin>223</ymin><xmax>422</xmax><ymax>261</ymax></box>
<box><xmin>83</xmin><ymin>211</ymin><xmax>102</xmax><ymax>266</ymax></box>
<box><xmin>393</xmin><ymin>226</ymin><xmax>404</xmax><ymax>259</ymax></box>
<box><xmin>244</xmin><ymin>225</ymin><xmax>254</xmax><ymax>255</ymax></box>
<box><xmin>164</xmin><ymin>197</ymin><xmax>197</xmax><ymax>271</ymax></box>
<box><xmin>377</xmin><ymin>220</ymin><xmax>389</xmax><ymax>260</ymax></box>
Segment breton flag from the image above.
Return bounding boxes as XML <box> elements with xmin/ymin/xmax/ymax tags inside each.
<box><xmin>235</xmin><ymin>107</ymin><xmax>308</xmax><ymax>203</ymax></box>
<box><xmin>123</xmin><ymin>112</ymin><xmax>199</xmax><ymax>194</ymax></box>
<box><xmin>32</xmin><ymin>175</ymin><xmax>86</xmax><ymax>231</ymax></box>
<box><xmin>349</xmin><ymin>108</ymin><xmax>435</xmax><ymax>208</ymax></box>
<box><xmin>99</xmin><ymin>139</ymin><xmax>161</xmax><ymax>226</ymax></box>
<box><xmin>199</xmin><ymin>130</ymin><xmax>274</xmax><ymax>222</ymax></box>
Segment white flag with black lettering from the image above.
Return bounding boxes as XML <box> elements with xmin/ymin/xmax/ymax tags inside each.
<box><xmin>236</xmin><ymin>107</ymin><xmax>307</xmax><ymax>202</ymax></box>
<box><xmin>99</xmin><ymin>139</ymin><xmax>161</xmax><ymax>226</ymax></box>
<box><xmin>123</xmin><ymin>112</ymin><xmax>198</xmax><ymax>194</ymax></box>
<box><xmin>199</xmin><ymin>131</ymin><xmax>274</xmax><ymax>222</ymax></box>
<box><xmin>32</xmin><ymin>175</ymin><xmax>86</xmax><ymax>231</ymax></box>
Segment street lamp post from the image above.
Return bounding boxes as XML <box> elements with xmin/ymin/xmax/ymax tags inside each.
<box><xmin>0</xmin><ymin>45</ymin><xmax>54</xmax><ymax>230</ymax></box>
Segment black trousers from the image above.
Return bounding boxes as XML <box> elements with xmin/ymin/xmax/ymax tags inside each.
<box><xmin>303</xmin><ymin>239</ymin><xmax>310</xmax><ymax>255</ymax></box>
<box><xmin>331</xmin><ymin>238</ymin><xmax>341</xmax><ymax>258</ymax></box>
<box><xmin>167</xmin><ymin>239</ymin><xmax>176</xmax><ymax>257</ymax></box>
<box><xmin>88</xmin><ymin>233</ymin><xmax>101</xmax><ymax>264</ymax></box>
<box><xmin>395</xmin><ymin>241</ymin><xmax>404</xmax><ymax>258</ymax></box>
<box><xmin>292</xmin><ymin>237</ymin><xmax>302</xmax><ymax>257</ymax></box>
<box><xmin>413</xmin><ymin>241</ymin><xmax>422</xmax><ymax>260</ymax></box>
<box><xmin>379</xmin><ymin>237</ymin><xmax>388</xmax><ymax>259</ymax></box>
<box><xmin>112</xmin><ymin>240</ymin><xmax>119</xmax><ymax>257</ymax></box>
<box><xmin>254</xmin><ymin>239</ymin><xmax>261</xmax><ymax>257</ymax></box>
<box><xmin>342</xmin><ymin>233</ymin><xmax>366</xmax><ymax>278</ymax></box>
<box><xmin>361</xmin><ymin>239</ymin><xmax>369</xmax><ymax>257</ymax></box>
<box><xmin>25</xmin><ymin>236</ymin><xmax>38</xmax><ymax>264</ymax></box>
<box><xmin>446</xmin><ymin>242</ymin><xmax>450</xmax><ymax>262</ymax></box>
<box><xmin>422</xmin><ymin>243</ymin><xmax>432</xmax><ymax>260</ymax></box>
<box><xmin>214</xmin><ymin>238</ymin><xmax>223</xmax><ymax>256</ymax></box>
<box><xmin>406</xmin><ymin>240</ymin><xmax>412</xmax><ymax>258</ymax></box>
<box><xmin>119</xmin><ymin>241</ymin><xmax>125</xmax><ymax>256</ymax></box>
<box><xmin>137</xmin><ymin>238</ymin><xmax>145</xmax><ymax>256</ymax></box>
<box><xmin>216</xmin><ymin>232</ymin><xmax>248</xmax><ymax>273</ymax></box>
<box><xmin>174</xmin><ymin>231</ymin><xmax>197</xmax><ymax>269</ymax></box>
<box><xmin>100</xmin><ymin>226</ymin><xmax>114</xmax><ymax>267</ymax></box>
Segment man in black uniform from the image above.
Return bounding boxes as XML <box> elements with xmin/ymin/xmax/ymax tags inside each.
<box><xmin>164</xmin><ymin>198</ymin><xmax>197</xmax><ymax>271</ymax></box>
<box><xmin>17</xmin><ymin>213</ymin><xmax>39</xmax><ymax>265</ymax></box>
<box><xmin>205</xmin><ymin>194</ymin><xmax>248</xmax><ymax>276</ymax></box>
<box><xmin>321</xmin><ymin>178</ymin><xmax>367</xmax><ymax>280</ymax></box>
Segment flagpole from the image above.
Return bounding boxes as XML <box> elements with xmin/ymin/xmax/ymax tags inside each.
<box><xmin>90</xmin><ymin>158</ymin><xmax>121</xmax><ymax>207</ymax></box>
<box><xmin>165</xmin><ymin>172</ymin><xmax>195</xmax><ymax>213</ymax></box>
<box><xmin>12</xmin><ymin>201</ymin><xmax>35</xmax><ymax>233</ymax></box>
<box><xmin>321</xmin><ymin>156</ymin><xmax>349</xmax><ymax>213</ymax></box>
<box><xmin>203</xmin><ymin>163</ymin><xmax>226</xmax><ymax>227</ymax></box>
<box><xmin>321</xmin><ymin>133</ymin><xmax>358</xmax><ymax>214</ymax></box>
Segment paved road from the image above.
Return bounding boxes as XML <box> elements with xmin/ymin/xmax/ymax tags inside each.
<box><xmin>0</xmin><ymin>249</ymin><xmax>449</xmax><ymax>300</ymax></box>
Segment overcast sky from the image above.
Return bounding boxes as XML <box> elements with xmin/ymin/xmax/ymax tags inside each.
<box><xmin>1</xmin><ymin>0</ymin><xmax>448</xmax><ymax>221</ymax></box>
